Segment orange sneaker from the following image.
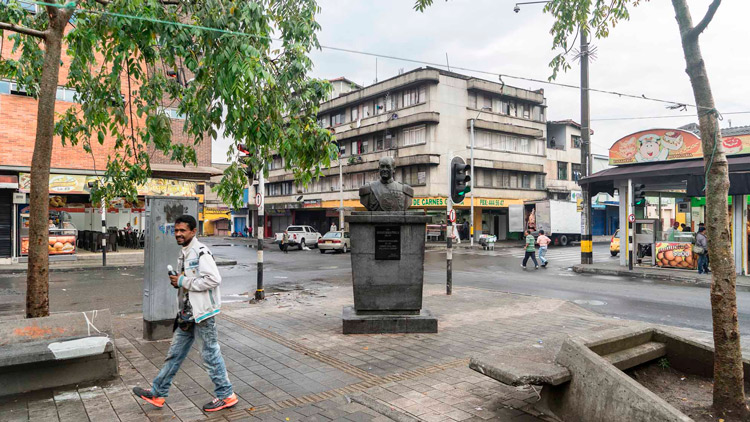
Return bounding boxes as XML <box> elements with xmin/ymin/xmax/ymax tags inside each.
<box><xmin>203</xmin><ymin>393</ymin><xmax>238</xmax><ymax>412</ymax></box>
<box><xmin>132</xmin><ymin>387</ymin><xmax>165</xmax><ymax>408</ymax></box>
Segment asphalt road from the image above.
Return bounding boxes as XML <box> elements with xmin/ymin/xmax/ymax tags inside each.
<box><xmin>2</xmin><ymin>237</ymin><xmax>749</xmax><ymax>341</ymax></box>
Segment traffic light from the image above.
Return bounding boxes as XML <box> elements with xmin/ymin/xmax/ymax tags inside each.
<box><xmin>237</xmin><ymin>144</ymin><xmax>254</xmax><ymax>180</ymax></box>
<box><xmin>633</xmin><ymin>184</ymin><xmax>646</xmax><ymax>206</ymax></box>
<box><xmin>450</xmin><ymin>156</ymin><xmax>471</xmax><ymax>204</ymax></box>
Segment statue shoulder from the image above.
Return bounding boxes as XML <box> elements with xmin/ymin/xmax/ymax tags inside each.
<box><xmin>359</xmin><ymin>185</ymin><xmax>372</xmax><ymax>195</ymax></box>
<box><xmin>403</xmin><ymin>184</ymin><xmax>414</xmax><ymax>196</ymax></box>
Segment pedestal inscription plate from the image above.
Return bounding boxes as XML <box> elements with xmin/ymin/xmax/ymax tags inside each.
<box><xmin>375</xmin><ymin>226</ymin><xmax>400</xmax><ymax>260</ymax></box>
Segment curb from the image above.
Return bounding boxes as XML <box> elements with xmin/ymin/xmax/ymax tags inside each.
<box><xmin>0</xmin><ymin>258</ymin><xmax>238</xmax><ymax>275</ymax></box>
<box><xmin>572</xmin><ymin>264</ymin><xmax>750</xmax><ymax>292</ymax></box>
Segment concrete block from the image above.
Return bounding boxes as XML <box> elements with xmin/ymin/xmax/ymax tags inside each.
<box><xmin>0</xmin><ymin>309</ymin><xmax>118</xmax><ymax>397</ymax></box>
<box><xmin>342</xmin><ymin>306</ymin><xmax>437</xmax><ymax>334</ymax></box>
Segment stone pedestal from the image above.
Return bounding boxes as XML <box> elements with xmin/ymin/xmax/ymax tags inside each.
<box><xmin>343</xmin><ymin>211</ymin><xmax>437</xmax><ymax>334</ymax></box>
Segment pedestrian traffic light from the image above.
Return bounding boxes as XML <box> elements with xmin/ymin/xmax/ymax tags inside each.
<box><xmin>450</xmin><ymin>157</ymin><xmax>471</xmax><ymax>204</ymax></box>
<box><xmin>633</xmin><ymin>184</ymin><xmax>646</xmax><ymax>205</ymax></box>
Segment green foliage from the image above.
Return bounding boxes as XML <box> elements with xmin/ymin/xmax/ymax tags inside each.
<box><xmin>1</xmin><ymin>0</ymin><xmax>334</xmax><ymax>208</ymax></box>
<box><xmin>657</xmin><ymin>357</ymin><xmax>670</xmax><ymax>369</ymax></box>
<box><xmin>544</xmin><ymin>0</ymin><xmax>644</xmax><ymax>81</ymax></box>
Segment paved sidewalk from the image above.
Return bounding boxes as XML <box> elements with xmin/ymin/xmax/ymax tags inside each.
<box><xmin>573</xmin><ymin>261</ymin><xmax>750</xmax><ymax>290</ymax></box>
<box><xmin>0</xmin><ymin>283</ymin><xmax>715</xmax><ymax>422</ymax></box>
<box><xmin>0</xmin><ymin>252</ymin><xmax>236</xmax><ymax>274</ymax></box>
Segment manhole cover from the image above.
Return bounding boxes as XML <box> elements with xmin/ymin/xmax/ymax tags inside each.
<box><xmin>573</xmin><ymin>299</ymin><xmax>607</xmax><ymax>306</ymax></box>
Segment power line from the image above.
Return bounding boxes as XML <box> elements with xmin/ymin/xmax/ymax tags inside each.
<box><xmin>592</xmin><ymin>111</ymin><xmax>750</xmax><ymax>122</ymax></box>
<box><xmin>18</xmin><ymin>0</ymin><xmax>716</xmax><ymax>112</ymax></box>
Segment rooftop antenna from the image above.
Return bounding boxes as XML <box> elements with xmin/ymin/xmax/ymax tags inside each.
<box><xmin>445</xmin><ymin>52</ymin><xmax>451</xmax><ymax>72</ymax></box>
<box><xmin>375</xmin><ymin>57</ymin><xmax>378</xmax><ymax>84</ymax></box>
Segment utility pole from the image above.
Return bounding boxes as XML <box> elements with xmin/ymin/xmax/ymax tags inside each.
<box><xmin>338</xmin><ymin>155</ymin><xmax>344</xmax><ymax>230</ymax></box>
<box><xmin>469</xmin><ymin>119</ymin><xmax>475</xmax><ymax>247</ymax></box>
<box><xmin>255</xmin><ymin>164</ymin><xmax>265</xmax><ymax>301</ymax></box>
<box><xmin>100</xmin><ymin>197</ymin><xmax>106</xmax><ymax>267</ymax></box>
<box><xmin>446</xmin><ymin>153</ymin><xmax>453</xmax><ymax>295</ymax></box>
<box><xmin>580</xmin><ymin>30</ymin><xmax>593</xmax><ymax>265</ymax></box>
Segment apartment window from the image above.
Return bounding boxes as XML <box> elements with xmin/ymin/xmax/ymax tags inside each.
<box><xmin>571</xmin><ymin>163</ymin><xmax>582</xmax><ymax>181</ymax></box>
<box><xmin>557</xmin><ymin>162</ymin><xmax>568</xmax><ymax>180</ymax></box>
<box><xmin>351</xmin><ymin>106</ymin><xmax>359</xmax><ymax>122</ymax></box>
<box><xmin>402</xmin><ymin>86</ymin><xmax>425</xmax><ymax>107</ymax></box>
<box><xmin>375</xmin><ymin>134</ymin><xmax>384</xmax><ymax>151</ymax></box>
<box><xmin>331</xmin><ymin>110</ymin><xmax>345</xmax><ymax>126</ymax></box>
<box><xmin>521</xmin><ymin>174</ymin><xmax>531</xmax><ymax>189</ymax></box>
<box><xmin>385</xmin><ymin>133</ymin><xmax>395</xmax><ymax>149</ymax></box>
<box><xmin>352</xmin><ymin>139</ymin><xmax>366</xmax><ymax>155</ymax></box>
<box><xmin>509</xmin><ymin>101</ymin><xmax>517</xmax><ymax>117</ymax></box>
<box><xmin>493</xmin><ymin>98</ymin><xmax>510</xmax><ymax>115</ymax></box>
<box><xmin>535</xmin><ymin>174</ymin><xmax>545</xmax><ymax>189</ymax></box>
<box><xmin>483</xmin><ymin>94</ymin><xmax>493</xmax><ymax>110</ymax></box>
<box><xmin>375</xmin><ymin>97</ymin><xmax>385</xmax><ymax>114</ymax></box>
<box><xmin>386</xmin><ymin>94</ymin><xmax>397</xmax><ymax>111</ymax></box>
<box><xmin>317</xmin><ymin>115</ymin><xmax>328</xmax><ymax>128</ymax></box>
<box><xmin>533</xmin><ymin>106</ymin><xmax>543</xmax><ymax>122</ymax></box>
<box><xmin>56</xmin><ymin>86</ymin><xmax>79</xmax><ymax>103</ymax></box>
<box><xmin>338</xmin><ymin>143</ymin><xmax>346</xmax><ymax>156</ymax></box>
<box><xmin>519</xmin><ymin>138</ymin><xmax>530</xmax><ymax>153</ymax></box>
<box><xmin>402</xmin><ymin>125</ymin><xmax>426</xmax><ymax>146</ymax></box>
<box><xmin>402</xmin><ymin>165</ymin><xmax>428</xmax><ymax>186</ymax></box>
<box><xmin>0</xmin><ymin>80</ymin><xmax>9</xmax><ymax>94</ymax></box>
<box><xmin>363</xmin><ymin>103</ymin><xmax>370</xmax><ymax>117</ymax></box>
<box><xmin>9</xmin><ymin>82</ymin><xmax>31</xmax><ymax>97</ymax></box>
<box><xmin>163</xmin><ymin>108</ymin><xmax>185</xmax><ymax>120</ymax></box>
<box><xmin>571</xmin><ymin>135</ymin><xmax>582</xmax><ymax>148</ymax></box>
<box><xmin>522</xmin><ymin>103</ymin><xmax>531</xmax><ymax>119</ymax></box>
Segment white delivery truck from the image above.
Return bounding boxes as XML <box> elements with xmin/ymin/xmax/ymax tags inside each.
<box><xmin>509</xmin><ymin>200</ymin><xmax>581</xmax><ymax>246</ymax></box>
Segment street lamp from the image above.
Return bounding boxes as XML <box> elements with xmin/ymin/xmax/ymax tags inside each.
<box><xmin>515</xmin><ymin>0</ymin><xmax>593</xmax><ymax>264</ymax></box>
<box><xmin>470</xmin><ymin>106</ymin><xmax>492</xmax><ymax>247</ymax></box>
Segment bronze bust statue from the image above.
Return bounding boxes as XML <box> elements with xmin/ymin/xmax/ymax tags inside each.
<box><xmin>359</xmin><ymin>157</ymin><xmax>414</xmax><ymax>211</ymax></box>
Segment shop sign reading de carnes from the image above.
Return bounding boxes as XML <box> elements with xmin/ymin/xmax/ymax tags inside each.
<box><xmin>375</xmin><ymin>226</ymin><xmax>401</xmax><ymax>260</ymax></box>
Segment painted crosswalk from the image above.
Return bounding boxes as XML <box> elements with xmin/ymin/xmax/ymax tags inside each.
<box><xmin>430</xmin><ymin>246</ymin><xmax>617</xmax><ymax>264</ymax></box>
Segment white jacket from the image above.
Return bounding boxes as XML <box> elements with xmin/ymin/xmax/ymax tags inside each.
<box><xmin>176</xmin><ymin>237</ymin><xmax>222</xmax><ymax>323</ymax></box>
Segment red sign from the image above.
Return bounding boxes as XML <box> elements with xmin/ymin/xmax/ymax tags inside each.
<box><xmin>628</xmin><ymin>214</ymin><xmax>635</xmax><ymax>223</ymax></box>
<box><xmin>609</xmin><ymin>128</ymin><xmax>750</xmax><ymax>165</ymax></box>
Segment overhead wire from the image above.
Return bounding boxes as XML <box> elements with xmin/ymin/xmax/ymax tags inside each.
<box><xmin>16</xmin><ymin>0</ymin><xmax>724</xmax><ymax>114</ymax></box>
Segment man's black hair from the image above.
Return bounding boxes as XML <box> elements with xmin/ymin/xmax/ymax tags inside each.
<box><xmin>175</xmin><ymin>215</ymin><xmax>197</xmax><ymax>231</ymax></box>
<box><xmin>539</xmin><ymin>230</ymin><xmax>545</xmax><ymax>235</ymax></box>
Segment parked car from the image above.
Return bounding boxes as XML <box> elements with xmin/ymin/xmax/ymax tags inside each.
<box><xmin>610</xmin><ymin>229</ymin><xmax>620</xmax><ymax>256</ymax></box>
<box><xmin>318</xmin><ymin>231</ymin><xmax>351</xmax><ymax>254</ymax></box>
<box><xmin>277</xmin><ymin>225</ymin><xmax>321</xmax><ymax>250</ymax></box>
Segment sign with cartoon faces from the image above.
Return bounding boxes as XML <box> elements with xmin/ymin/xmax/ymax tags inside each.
<box><xmin>609</xmin><ymin>128</ymin><xmax>750</xmax><ymax>165</ymax></box>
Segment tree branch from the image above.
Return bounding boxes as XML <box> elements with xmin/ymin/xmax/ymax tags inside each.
<box><xmin>0</xmin><ymin>22</ymin><xmax>46</xmax><ymax>39</ymax></box>
<box><xmin>686</xmin><ymin>0</ymin><xmax>721</xmax><ymax>39</ymax></box>
<box><xmin>94</xmin><ymin>0</ymin><xmax>180</xmax><ymax>5</ymax></box>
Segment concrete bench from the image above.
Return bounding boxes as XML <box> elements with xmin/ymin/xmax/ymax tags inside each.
<box><xmin>426</xmin><ymin>230</ymin><xmax>441</xmax><ymax>241</ymax></box>
<box><xmin>0</xmin><ymin>309</ymin><xmax>118</xmax><ymax>397</ymax></box>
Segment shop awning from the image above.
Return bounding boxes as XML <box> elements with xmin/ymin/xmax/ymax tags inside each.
<box><xmin>580</xmin><ymin>155</ymin><xmax>750</xmax><ymax>195</ymax></box>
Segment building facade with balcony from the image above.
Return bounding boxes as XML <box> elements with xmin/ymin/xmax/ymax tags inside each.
<box><xmin>261</xmin><ymin>67</ymin><xmax>549</xmax><ymax>240</ymax></box>
<box><xmin>545</xmin><ymin>120</ymin><xmax>585</xmax><ymax>202</ymax></box>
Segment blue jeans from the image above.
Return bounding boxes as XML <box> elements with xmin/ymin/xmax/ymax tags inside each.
<box><xmin>538</xmin><ymin>246</ymin><xmax>548</xmax><ymax>265</ymax></box>
<box><xmin>698</xmin><ymin>253</ymin><xmax>709</xmax><ymax>274</ymax></box>
<box><xmin>152</xmin><ymin>317</ymin><xmax>233</xmax><ymax>399</ymax></box>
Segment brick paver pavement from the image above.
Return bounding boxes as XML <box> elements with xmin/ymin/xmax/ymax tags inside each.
<box><xmin>0</xmin><ymin>283</ymin><xmax>683</xmax><ymax>421</ymax></box>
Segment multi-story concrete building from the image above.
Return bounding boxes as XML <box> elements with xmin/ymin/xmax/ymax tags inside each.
<box><xmin>545</xmin><ymin>120</ymin><xmax>584</xmax><ymax>202</ymax></box>
<box><xmin>0</xmin><ymin>33</ymin><xmax>218</xmax><ymax>262</ymax></box>
<box><xmin>262</xmin><ymin>67</ymin><xmax>550</xmax><ymax>241</ymax></box>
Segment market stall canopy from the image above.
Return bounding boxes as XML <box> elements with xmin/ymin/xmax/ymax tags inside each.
<box><xmin>580</xmin><ymin>155</ymin><xmax>750</xmax><ymax>195</ymax></box>
<box><xmin>608</xmin><ymin>128</ymin><xmax>750</xmax><ymax>166</ymax></box>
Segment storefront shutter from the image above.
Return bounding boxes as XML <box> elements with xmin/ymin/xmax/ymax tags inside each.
<box><xmin>0</xmin><ymin>191</ymin><xmax>11</xmax><ymax>257</ymax></box>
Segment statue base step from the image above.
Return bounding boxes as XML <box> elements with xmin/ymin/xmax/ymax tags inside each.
<box><xmin>342</xmin><ymin>306</ymin><xmax>438</xmax><ymax>334</ymax></box>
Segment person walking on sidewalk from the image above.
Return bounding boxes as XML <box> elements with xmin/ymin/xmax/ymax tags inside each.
<box><xmin>281</xmin><ymin>231</ymin><xmax>289</xmax><ymax>254</ymax></box>
<box><xmin>521</xmin><ymin>229</ymin><xmax>539</xmax><ymax>269</ymax></box>
<box><xmin>133</xmin><ymin>215</ymin><xmax>237</xmax><ymax>412</ymax></box>
<box><xmin>536</xmin><ymin>230</ymin><xmax>551</xmax><ymax>268</ymax></box>
<box><xmin>696</xmin><ymin>226</ymin><xmax>709</xmax><ymax>275</ymax></box>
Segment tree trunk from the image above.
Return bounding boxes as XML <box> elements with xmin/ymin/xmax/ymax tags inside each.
<box><xmin>25</xmin><ymin>15</ymin><xmax>66</xmax><ymax>318</ymax></box>
<box><xmin>671</xmin><ymin>0</ymin><xmax>748</xmax><ymax>418</ymax></box>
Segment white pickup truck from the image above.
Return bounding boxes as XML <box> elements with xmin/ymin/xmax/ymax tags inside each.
<box><xmin>275</xmin><ymin>225</ymin><xmax>321</xmax><ymax>250</ymax></box>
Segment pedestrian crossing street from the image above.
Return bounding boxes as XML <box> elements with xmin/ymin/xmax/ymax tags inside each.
<box><xmin>432</xmin><ymin>246</ymin><xmax>616</xmax><ymax>264</ymax></box>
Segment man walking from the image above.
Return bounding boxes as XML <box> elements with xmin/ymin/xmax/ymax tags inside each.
<box><xmin>133</xmin><ymin>215</ymin><xmax>237</xmax><ymax>412</ymax></box>
<box><xmin>536</xmin><ymin>230</ymin><xmax>551</xmax><ymax>268</ymax></box>
<box><xmin>521</xmin><ymin>229</ymin><xmax>539</xmax><ymax>269</ymax></box>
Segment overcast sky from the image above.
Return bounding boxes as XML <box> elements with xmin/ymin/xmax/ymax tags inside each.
<box><xmin>212</xmin><ymin>0</ymin><xmax>749</xmax><ymax>162</ymax></box>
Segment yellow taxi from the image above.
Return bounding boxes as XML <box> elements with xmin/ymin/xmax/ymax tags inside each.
<box><xmin>610</xmin><ymin>229</ymin><xmax>620</xmax><ymax>256</ymax></box>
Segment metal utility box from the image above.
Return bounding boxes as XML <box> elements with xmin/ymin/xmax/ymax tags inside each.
<box><xmin>142</xmin><ymin>196</ymin><xmax>198</xmax><ymax>340</ymax></box>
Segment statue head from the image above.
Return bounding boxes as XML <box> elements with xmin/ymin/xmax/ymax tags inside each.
<box><xmin>378</xmin><ymin>156</ymin><xmax>396</xmax><ymax>184</ymax></box>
